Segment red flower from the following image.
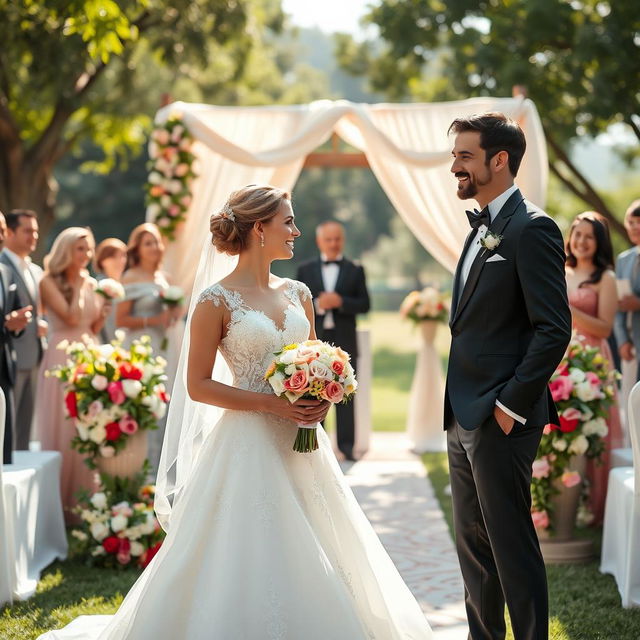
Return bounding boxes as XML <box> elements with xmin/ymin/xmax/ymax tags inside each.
<box><xmin>556</xmin><ymin>363</ymin><xmax>570</xmax><ymax>377</ymax></box>
<box><xmin>158</xmin><ymin>390</ymin><xmax>170</xmax><ymax>404</ymax></box>
<box><xmin>118</xmin><ymin>363</ymin><xmax>143</xmax><ymax>380</ymax></box>
<box><xmin>139</xmin><ymin>541</ymin><xmax>162</xmax><ymax>568</ymax></box>
<box><xmin>65</xmin><ymin>391</ymin><xmax>78</xmax><ymax>418</ymax></box>
<box><xmin>118</xmin><ymin>537</ymin><xmax>131</xmax><ymax>554</ymax></box>
<box><xmin>559</xmin><ymin>415</ymin><xmax>579</xmax><ymax>433</ymax></box>
<box><xmin>103</xmin><ymin>536</ymin><xmax>120</xmax><ymax>554</ymax></box>
<box><xmin>105</xmin><ymin>422</ymin><xmax>122</xmax><ymax>441</ymax></box>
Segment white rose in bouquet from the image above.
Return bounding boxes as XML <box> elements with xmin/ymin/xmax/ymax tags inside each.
<box><xmin>111</xmin><ymin>514</ymin><xmax>128</xmax><ymax>533</ymax></box>
<box><xmin>569</xmin><ymin>368</ymin><xmax>586</xmax><ymax>384</ymax></box>
<box><xmin>122</xmin><ymin>379</ymin><xmax>143</xmax><ymax>399</ymax></box>
<box><xmin>90</xmin><ymin>492</ymin><xmax>108</xmax><ymax>510</ymax></box>
<box><xmin>90</xmin><ymin>521</ymin><xmax>109</xmax><ymax>542</ymax></box>
<box><xmin>130</xmin><ymin>541</ymin><xmax>145</xmax><ymax>557</ymax></box>
<box><xmin>91</xmin><ymin>374</ymin><xmax>108</xmax><ymax>391</ymax></box>
<box><xmin>552</xmin><ymin>438</ymin><xmax>568</xmax><ymax>451</ymax></box>
<box><xmin>89</xmin><ymin>424</ymin><xmax>107</xmax><ymax>445</ymax></box>
<box><xmin>575</xmin><ymin>381</ymin><xmax>598</xmax><ymax>402</ymax></box>
<box><xmin>308</xmin><ymin>360</ymin><xmax>333</xmax><ymax>381</ymax></box>
<box><xmin>568</xmin><ymin>434</ymin><xmax>589</xmax><ymax>456</ymax></box>
<box><xmin>268</xmin><ymin>372</ymin><xmax>286</xmax><ymax>395</ymax></box>
<box><xmin>582</xmin><ymin>417</ymin><xmax>608</xmax><ymax>437</ymax></box>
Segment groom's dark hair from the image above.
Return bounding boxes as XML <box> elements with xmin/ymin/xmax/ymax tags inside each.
<box><xmin>448</xmin><ymin>112</ymin><xmax>526</xmax><ymax>177</ymax></box>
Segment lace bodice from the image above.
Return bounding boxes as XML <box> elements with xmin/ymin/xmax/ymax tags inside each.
<box><xmin>197</xmin><ymin>279</ymin><xmax>312</xmax><ymax>393</ymax></box>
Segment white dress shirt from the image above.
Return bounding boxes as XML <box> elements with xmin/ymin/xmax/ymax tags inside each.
<box><xmin>316</xmin><ymin>253</ymin><xmax>343</xmax><ymax>330</ymax></box>
<box><xmin>4</xmin><ymin>248</ymin><xmax>38</xmax><ymax>300</ymax></box>
<box><xmin>459</xmin><ymin>184</ymin><xmax>526</xmax><ymax>426</ymax></box>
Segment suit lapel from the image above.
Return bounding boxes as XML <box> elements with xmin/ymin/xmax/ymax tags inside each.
<box><xmin>334</xmin><ymin>259</ymin><xmax>349</xmax><ymax>294</ymax></box>
<box><xmin>313</xmin><ymin>259</ymin><xmax>324</xmax><ymax>292</ymax></box>
<box><xmin>0</xmin><ymin>254</ymin><xmax>32</xmax><ymax>305</ymax></box>
<box><xmin>450</xmin><ymin>230</ymin><xmax>477</xmax><ymax>326</ymax></box>
<box><xmin>451</xmin><ymin>190</ymin><xmax>524</xmax><ymax>327</ymax></box>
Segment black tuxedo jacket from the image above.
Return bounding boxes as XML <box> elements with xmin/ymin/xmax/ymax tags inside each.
<box><xmin>0</xmin><ymin>263</ymin><xmax>24</xmax><ymax>385</ymax></box>
<box><xmin>296</xmin><ymin>257</ymin><xmax>370</xmax><ymax>358</ymax></box>
<box><xmin>444</xmin><ymin>189</ymin><xmax>571</xmax><ymax>430</ymax></box>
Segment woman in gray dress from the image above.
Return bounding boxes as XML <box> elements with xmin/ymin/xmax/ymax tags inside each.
<box><xmin>116</xmin><ymin>223</ymin><xmax>183</xmax><ymax>472</ymax></box>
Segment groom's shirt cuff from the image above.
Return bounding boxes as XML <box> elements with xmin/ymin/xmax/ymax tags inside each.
<box><xmin>495</xmin><ymin>400</ymin><xmax>526</xmax><ymax>425</ymax></box>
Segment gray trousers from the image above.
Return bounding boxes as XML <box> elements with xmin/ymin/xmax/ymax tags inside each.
<box><xmin>13</xmin><ymin>367</ymin><xmax>38</xmax><ymax>450</ymax></box>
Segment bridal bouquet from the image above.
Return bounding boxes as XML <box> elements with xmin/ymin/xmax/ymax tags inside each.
<box><xmin>399</xmin><ymin>286</ymin><xmax>450</xmax><ymax>324</ymax></box>
<box><xmin>71</xmin><ymin>469</ymin><xmax>164</xmax><ymax>569</ymax></box>
<box><xmin>265</xmin><ymin>340</ymin><xmax>357</xmax><ymax>452</ymax></box>
<box><xmin>48</xmin><ymin>332</ymin><xmax>170</xmax><ymax>468</ymax></box>
<box><xmin>530</xmin><ymin>335</ymin><xmax>618</xmax><ymax>531</ymax></box>
<box><xmin>159</xmin><ymin>285</ymin><xmax>185</xmax><ymax>350</ymax></box>
<box><xmin>96</xmin><ymin>278</ymin><xmax>125</xmax><ymax>301</ymax></box>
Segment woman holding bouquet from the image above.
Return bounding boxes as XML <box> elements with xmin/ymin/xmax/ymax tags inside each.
<box><xmin>34</xmin><ymin>227</ymin><xmax>110</xmax><ymax>520</ymax></box>
<box><xmin>39</xmin><ymin>185</ymin><xmax>433</xmax><ymax>639</ymax></box>
<box><xmin>565</xmin><ymin>212</ymin><xmax>624</xmax><ymax>522</ymax></box>
<box><xmin>116</xmin><ymin>223</ymin><xmax>183</xmax><ymax>472</ymax></box>
<box><xmin>93</xmin><ymin>237</ymin><xmax>127</xmax><ymax>342</ymax></box>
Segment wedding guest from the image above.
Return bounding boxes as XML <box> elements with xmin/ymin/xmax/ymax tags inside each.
<box><xmin>296</xmin><ymin>220</ymin><xmax>370</xmax><ymax>461</ymax></box>
<box><xmin>1</xmin><ymin>209</ymin><xmax>47</xmax><ymax>451</ymax></box>
<box><xmin>116</xmin><ymin>222</ymin><xmax>182</xmax><ymax>472</ymax></box>
<box><xmin>93</xmin><ymin>237</ymin><xmax>127</xmax><ymax>342</ymax></box>
<box><xmin>565</xmin><ymin>211</ymin><xmax>624</xmax><ymax>522</ymax></box>
<box><xmin>35</xmin><ymin>227</ymin><xmax>110</xmax><ymax>520</ymax></box>
<box><xmin>614</xmin><ymin>199</ymin><xmax>640</xmax><ymax>379</ymax></box>
<box><xmin>0</xmin><ymin>211</ymin><xmax>33</xmax><ymax>464</ymax></box>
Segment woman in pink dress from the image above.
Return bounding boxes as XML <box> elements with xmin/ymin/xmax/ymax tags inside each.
<box><xmin>565</xmin><ymin>212</ymin><xmax>624</xmax><ymax>523</ymax></box>
<box><xmin>35</xmin><ymin>227</ymin><xmax>110</xmax><ymax>521</ymax></box>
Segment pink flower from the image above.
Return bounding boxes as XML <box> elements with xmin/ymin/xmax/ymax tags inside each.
<box><xmin>331</xmin><ymin>360</ymin><xmax>345</xmax><ymax>377</ymax></box>
<box><xmin>549</xmin><ymin>376</ymin><xmax>573</xmax><ymax>402</ymax></box>
<box><xmin>180</xmin><ymin>195</ymin><xmax>192</xmax><ymax>208</ymax></box>
<box><xmin>532</xmin><ymin>458</ymin><xmax>551</xmax><ymax>479</ymax></box>
<box><xmin>119</xmin><ymin>415</ymin><xmax>139</xmax><ymax>435</ymax></box>
<box><xmin>543</xmin><ymin>424</ymin><xmax>553</xmax><ymax>435</ymax></box>
<box><xmin>321</xmin><ymin>381</ymin><xmax>345</xmax><ymax>404</ymax></box>
<box><xmin>107</xmin><ymin>381</ymin><xmax>126</xmax><ymax>405</ymax></box>
<box><xmin>117</xmin><ymin>551</ymin><xmax>131</xmax><ymax>565</ymax></box>
<box><xmin>88</xmin><ymin>400</ymin><xmax>104</xmax><ymax>417</ymax></box>
<box><xmin>561</xmin><ymin>470</ymin><xmax>581</xmax><ymax>488</ymax></box>
<box><xmin>585</xmin><ymin>372</ymin><xmax>600</xmax><ymax>387</ymax></box>
<box><xmin>556</xmin><ymin>363</ymin><xmax>569</xmax><ymax>377</ymax></box>
<box><xmin>561</xmin><ymin>408</ymin><xmax>582</xmax><ymax>422</ymax></box>
<box><xmin>283</xmin><ymin>369</ymin><xmax>309</xmax><ymax>395</ymax></box>
<box><xmin>531</xmin><ymin>510</ymin><xmax>550</xmax><ymax>530</ymax></box>
<box><xmin>175</xmin><ymin>163</ymin><xmax>189</xmax><ymax>177</ymax></box>
<box><xmin>168</xmin><ymin>205</ymin><xmax>181</xmax><ymax>217</ymax></box>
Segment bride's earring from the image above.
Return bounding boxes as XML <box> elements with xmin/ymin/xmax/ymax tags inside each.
<box><xmin>260</xmin><ymin>234</ymin><xmax>265</xmax><ymax>248</ymax></box>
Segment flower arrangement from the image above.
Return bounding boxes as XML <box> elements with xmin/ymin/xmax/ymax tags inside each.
<box><xmin>399</xmin><ymin>286</ymin><xmax>450</xmax><ymax>324</ymax></box>
<box><xmin>265</xmin><ymin>340</ymin><xmax>357</xmax><ymax>453</ymax></box>
<box><xmin>71</xmin><ymin>468</ymin><xmax>164</xmax><ymax>569</ymax></box>
<box><xmin>530</xmin><ymin>335</ymin><xmax>617</xmax><ymax>531</ymax></box>
<box><xmin>158</xmin><ymin>285</ymin><xmax>185</xmax><ymax>350</ymax></box>
<box><xmin>48</xmin><ymin>332</ymin><xmax>170</xmax><ymax>468</ymax></box>
<box><xmin>145</xmin><ymin>116</ymin><xmax>197</xmax><ymax>240</ymax></box>
<box><xmin>96</xmin><ymin>278</ymin><xmax>125</xmax><ymax>301</ymax></box>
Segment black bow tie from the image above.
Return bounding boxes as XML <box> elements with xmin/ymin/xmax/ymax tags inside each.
<box><xmin>322</xmin><ymin>259</ymin><xmax>342</xmax><ymax>266</ymax></box>
<box><xmin>465</xmin><ymin>207</ymin><xmax>491</xmax><ymax>230</ymax></box>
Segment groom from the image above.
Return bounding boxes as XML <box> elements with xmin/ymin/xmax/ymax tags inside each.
<box><xmin>444</xmin><ymin>113</ymin><xmax>571</xmax><ymax>640</ymax></box>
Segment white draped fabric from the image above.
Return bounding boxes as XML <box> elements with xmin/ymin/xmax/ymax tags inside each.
<box><xmin>150</xmin><ymin>98</ymin><xmax>547</xmax><ymax>291</ymax></box>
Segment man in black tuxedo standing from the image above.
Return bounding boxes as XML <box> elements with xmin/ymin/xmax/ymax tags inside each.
<box><xmin>444</xmin><ymin>113</ymin><xmax>571</xmax><ymax>640</ymax></box>
<box><xmin>296</xmin><ymin>221</ymin><xmax>370</xmax><ymax>461</ymax></box>
<box><xmin>0</xmin><ymin>211</ymin><xmax>34</xmax><ymax>464</ymax></box>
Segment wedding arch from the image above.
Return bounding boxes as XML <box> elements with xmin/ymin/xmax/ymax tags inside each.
<box><xmin>148</xmin><ymin>98</ymin><xmax>548</xmax><ymax>292</ymax></box>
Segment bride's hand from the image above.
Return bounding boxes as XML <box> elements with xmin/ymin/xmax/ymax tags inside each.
<box><xmin>264</xmin><ymin>395</ymin><xmax>329</xmax><ymax>425</ymax></box>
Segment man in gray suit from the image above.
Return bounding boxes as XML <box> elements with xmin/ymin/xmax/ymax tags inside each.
<box><xmin>614</xmin><ymin>200</ymin><xmax>640</xmax><ymax>379</ymax></box>
<box><xmin>1</xmin><ymin>210</ymin><xmax>46</xmax><ymax>450</ymax></box>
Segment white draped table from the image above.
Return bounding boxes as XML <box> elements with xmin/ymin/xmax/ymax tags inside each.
<box><xmin>3</xmin><ymin>451</ymin><xmax>68</xmax><ymax>600</ymax></box>
<box><xmin>406</xmin><ymin>321</ymin><xmax>447</xmax><ymax>453</ymax></box>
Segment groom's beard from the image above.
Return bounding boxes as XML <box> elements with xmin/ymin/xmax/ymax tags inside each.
<box><xmin>455</xmin><ymin>168</ymin><xmax>491</xmax><ymax>200</ymax></box>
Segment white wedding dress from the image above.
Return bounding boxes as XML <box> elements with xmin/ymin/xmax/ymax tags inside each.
<box><xmin>39</xmin><ymin>279</ymin><xmax>433</xmax><ymax>640</ymax></box>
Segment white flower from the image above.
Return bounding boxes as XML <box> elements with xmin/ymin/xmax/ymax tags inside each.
<box><xmin>268</xmin><ymin>372</ymin><xmax>286</xmax><ymax>395</ymax></box>
<box><xmin>148</xmin><ymin>171</ymin><xmax>163</xmax><ymax>185</ymax></box>
<box><xmin>552</xmin><ymin>438</ymin><xmax>568</xmax><ymax>451</ymax></box>
<box><xmin>279</xmin><ymin>349</ymin><xmax>298</xmax><ymax>365</ymax></box>
<box><xmin>71</xmin><ymin>529</ymin><xmax>88</xmax><ymax>541</ymax></box>
<box><xmin>168</xmin><ymin>180</ymin><xmax>182</xmax><ymax>194</ymax></box>
<box><xmin>76</xmin><ymin>424</ymin><xmax>90</xmax><ymax>441</ymax></box>
<box><xmin>568</xmin><ymin>434</ymin><xmax>589</xmax><ymax>456</ymax></box>
<box><xmin>308</xmin><ymin>360</ymin><xmax>333</xmax><ymax>381</ymax></box>
<box><xmin>580</xmin><ymin>407</ymin><xmax>594</xmax><ymax>422</ymax></box>
<box><xmin>111</xmin><ymin>514</ymin><xmax>128</xmax><ymax>533</ymax></box>
<box><xmin>130</xmin><ymin>541</ymin><xmax>145</xmax><ymax>557</ymax></box>
<box><xmin>575</xmin><ymin>381</ymin><xmax>598</xmax><ymax>402</ymax></box>
<box><xmin>147</xmin><ymin>203</ymin><xmax>161</xmax><ymax>219</ymax></box>
<box><xmin>142</xmin><ymin>363</ymin><xmax>156</xmax><ymax>383</ymax></box>
<box><xmin>99</xmin><ymin>445</ymin><xmax>116</xmax><ymax>458</ymax></box>
<box><xmin>56</xmin><ymin>339</ymin><xmax>70</xmax><ymax>351</ymax></box>
<box><xmin>91</xmin><ymin>546</ymin><xmax>106</xmax><ymax>557</ymax></box>
<box><xmin>90</xmin><ymin>521</ymin><xmax>109</xmax><ymax>542</ymax></box>
<box><xmin>97</xmin><ymin>344</ymin><xmax>115</xmax><ymax>359</ymax></box>
<box><xmin>284</xmin><ymin>363</ymin><xmax>297</xmax><ymax>376</ymax></box>
<box><xmin>90</xmin><ymin>492</ymin><xmax>108</xmax><ymax>510</ymax></box>
<box><xmin>122</xmin><ymin>379</ymin><xmax>143</xmax><ymax>399</ymax></box>
<box><xmin>480</xmin><ymin>230</ymin><xmax>502</xmax><ymax>251</ymax></box>
<box><xmin>582</xmin><ymin>417</ymin><xmax>608</xmax><ymax>438</ymax></box>
<box><xmin>114</xmin><ymin>329</ymin><xmax>126</xmax><ymax>342</ymax></box>
<box><xmin>89</xmin><ymin>425</ymin><xmax>107</xmax><ymax>444</ymax></box>
<box><xmin>569</xmin><ymin>367</ymin><xmax>586</xmax><ymax>384</ymax></box>
<box><xmin>160</xmin><ymin>195</ymin><xmax>171</xmax><ymax>208</ymax></box>
<box><xmin>91</xmin><ymin>374</ymin><xmax>108</xmax><ymax>391</ymax></box>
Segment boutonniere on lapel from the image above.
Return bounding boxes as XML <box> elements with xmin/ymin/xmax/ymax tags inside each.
<box><xmin>480</xmin><ymin>230</ymin><xmax>503</xmax><ymax>256</ymax></box>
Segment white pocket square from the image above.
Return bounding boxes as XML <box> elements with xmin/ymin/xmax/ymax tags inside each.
<box><xmin>485</xmin><ymin>253</ymin><xmax>506</xmax><ymax>263</ymax></box>
<box><xmin>9</xmin><ymin>283</ymin><xmax>17</xmax><ymax>291</ymax></box>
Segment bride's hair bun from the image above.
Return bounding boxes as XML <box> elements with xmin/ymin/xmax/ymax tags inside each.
<box><xmin>209</xmin><ymin>184</ymin><xmax>290</xmax><ymax>255</ymax></box>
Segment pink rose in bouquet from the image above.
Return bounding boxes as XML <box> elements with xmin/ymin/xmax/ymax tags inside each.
<box><xmin>265</xmin><ymin>340</ymin><xmax>357</xmax><ymax>453</ymax></box>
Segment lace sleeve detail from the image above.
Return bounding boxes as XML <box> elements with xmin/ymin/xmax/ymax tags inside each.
<box><xmin>197</xmin><ymin>284</ymin><xmax>224</xmax><ymax>308</ymax></box>
<box><xmin>292</xmin><ymin>280</ymin><xmax>312</xmax><ymax>304</ymax></box>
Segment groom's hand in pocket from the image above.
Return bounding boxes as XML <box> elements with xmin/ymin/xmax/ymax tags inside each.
<box><xmin>493</xmin><ymin>405</ymin><xmax>515</xmax><ymax>435</ymax></box>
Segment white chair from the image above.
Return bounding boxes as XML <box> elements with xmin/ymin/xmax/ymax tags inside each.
<box><xmin>1</xmin><ymin>389</ymin><xmax>68</xmax><ymax>602</ymax></box>
<box><xmin>600</xmin><ymin>380</ymin><xmax>640</xmax><ymax>607</ymax></box>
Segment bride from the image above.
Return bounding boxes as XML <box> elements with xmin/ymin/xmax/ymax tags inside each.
<box><xmin>40</xmin><ymin>185</ymin><xmax>433</xmax><ymax>639</ymax></box>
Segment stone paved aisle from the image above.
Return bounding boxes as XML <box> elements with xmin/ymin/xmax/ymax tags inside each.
<box><xmin>341</xmin><ymin>432</ymin><xmax>468</xmax><ymax>640</ymax></box>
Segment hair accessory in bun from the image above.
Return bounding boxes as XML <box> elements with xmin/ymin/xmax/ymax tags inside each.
<box><xmin>219</xmin><ymin>202</ymin><xmax>235</xmax><ymax>222</ymax></box>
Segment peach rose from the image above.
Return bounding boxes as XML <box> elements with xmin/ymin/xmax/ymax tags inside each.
<box><xmin>531</xmin><ymin>510</ymin><xmax>549</xmax><ymax>530</ymax></box>
<box><xmin>283</xmin><ymin>369</ymin><xmax>309</xmax><ymax>395</ymax></box>
<box><xmin>331</xmin><ymin>360</ymin><xmax>345</xmax><ymax>376</ymax></box>
<box><xmin>321</xmin><ymin>381</ymin><xmax>345</xmax><ymax>404</ymax></box>
<box><xmin>532</xmin><ymin>458</ymin><xmax>551</xmax><ymax>479</ymax></box>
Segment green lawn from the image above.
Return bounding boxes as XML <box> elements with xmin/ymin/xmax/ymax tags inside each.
<box><xmin>2</xmin><ymin>312</ymin><xmax>638</xmax><ymax>638</ymax></box>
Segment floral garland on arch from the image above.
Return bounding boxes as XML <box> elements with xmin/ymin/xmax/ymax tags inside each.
<box><xmin>145</xmin><ymin>116</ymin><xmax>197</xmax><ymax>240</ymax></box>
<box><xmin>530</xmin><ymin>336</ymin><xmax>618</xmax><ymax>531</ymax></box>
<box><xmin>71</xmin><ymin>466</ymin><xmax>165</xmax><ymax>569</ymax></box>
<box><xmin>47</xmin><ymin>331</ymin><xmax>170</xmax><ymax>468</ymax></box>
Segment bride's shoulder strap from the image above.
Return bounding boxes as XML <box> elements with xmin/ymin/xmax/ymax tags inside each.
<box><xmin>196</xmin><ymin>282</ymin><xmax>241</xmax><ymax>311</ymax></box>
<box><xmin>288</xmin><ymin>278</ymin><xmax>312</xmax><ymax>304</ymax></box>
